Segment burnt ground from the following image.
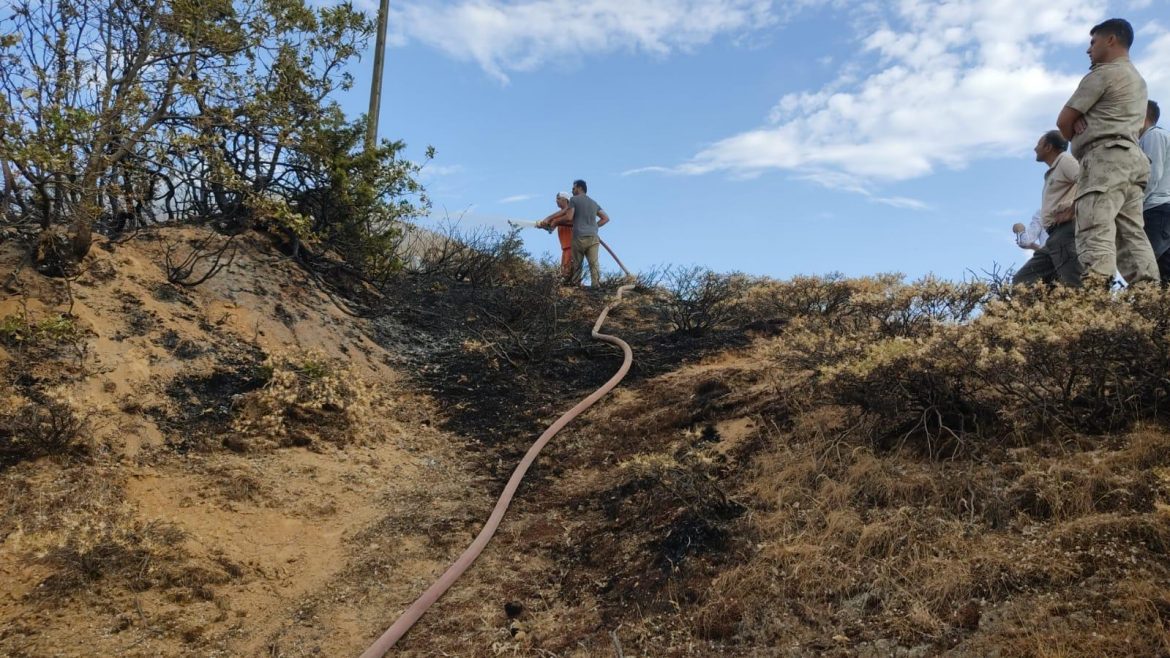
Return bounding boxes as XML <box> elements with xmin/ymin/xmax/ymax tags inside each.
<box><xmin>362</xmin><ymin>274</ymin><xmax>768</xmax><ymax>653</ymax></box>
<box><xmin>373</xmin><ymin>276</ymin><xmax>752</xmax><ymax>468</ymax></box>
<box><xmin>362</xmin><ymin>270</ymin><xmax>1170</xmax><ymax>658</ymax></box>
<box><xmin>151</xmin><ymin>352</ymin><xmax>269</xmax><ymax>454</ymax></box>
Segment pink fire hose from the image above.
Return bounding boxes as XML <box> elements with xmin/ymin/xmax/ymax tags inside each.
<box><xmin>359</xmin><ymin>239</ymin><xmax>635</xmax><ymax>657</ymax></box>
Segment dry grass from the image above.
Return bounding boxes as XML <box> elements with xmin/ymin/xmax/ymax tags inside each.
<box><xmin>0</xmin><ymin>308</ymin><xmax>92</xmax><ymax>469</ymax></box>
<box><xmin>35</xmin><ymin>518</ymin><xmax>190</xmax><ymax>595</ymax></box>
<box><xmin>0</xmin><ymin>395</ymin><xmax>89</xmax><ymax>468</ymax></box>
<box><xmin>502</xmin><ymin>279</ymin><xmax>1170</xmax><ymax>657</ymax></box>
<box><xmin>1</xmin><ymin>464</ymin><xmax>238</xmax><ymax>605</ymax></box>
<box><xmin>231</xmin><ymin>349</ymin><xmax>385</xmax><ymax>450</ymax></box>
<box><xmin>565</xmin><ymin>409</ymin><xmax>1170</xmax><ymax>654</ymax></box>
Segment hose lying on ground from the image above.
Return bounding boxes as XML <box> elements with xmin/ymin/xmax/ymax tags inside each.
<box><xmin>359</xmin><ymin>239</ymin><xmax>636</xmax><ymax>657</ymax></box>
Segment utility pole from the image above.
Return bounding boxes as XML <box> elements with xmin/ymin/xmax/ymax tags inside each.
<box><xmin>366</xmin><ymin>0</ymin><xmax>390</xmax><ymax>152</ymax></box>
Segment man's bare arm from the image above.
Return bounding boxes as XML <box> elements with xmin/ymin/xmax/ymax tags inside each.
<box><xmin>537</xmin><ymin>207</ymin><xmax>570</xmax><ymax>228</ymax></box>
<box><xmin>1057</xmin><ymin>106</ymin><xmax>1086</xmax><ymax>140</ymax></box>
<box><xmin>597</xmin><ymin>209</ymin><xmax>610</xmax><ymax>227</ymax></box>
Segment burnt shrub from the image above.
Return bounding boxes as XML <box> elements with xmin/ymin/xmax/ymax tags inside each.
<box><xmin>744</xmin><ymin>273</ymin><xmax>989</xmax><ymax>336</ymax></box>
<box><xmin>464</xmin><ymin>265</ymin><xmax>574</xmax><ymax>369</ymax></box>
<box><xmin>402</xmin><ymin>222</ymin><xmax>530</xmax><ymax>287</ymax></box>
<box><xmin>806</xmin><ymin>285</ymin><xmax>1170</xmax><ymax>452</ymax></box>
<box><xmin>0</xmin><ymin>398</ymin><xmax>88</xmax><ymax>468</ymax></box>
<box><xmin>656</xmin><ymin>266</ymin><xmax>752</xmax><ymax>335</ymax></box>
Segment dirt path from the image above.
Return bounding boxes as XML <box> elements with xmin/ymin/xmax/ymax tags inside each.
<box><xmin>0</xmin><ymin>402</ymin><xmax>491</xmax><ymax>657</ymax></box>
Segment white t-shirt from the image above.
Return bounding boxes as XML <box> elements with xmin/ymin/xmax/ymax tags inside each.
<box><xmin>1016</xmin><ymin>210</ymin><xmax>1048</xmax><ymax>249</ymax></box>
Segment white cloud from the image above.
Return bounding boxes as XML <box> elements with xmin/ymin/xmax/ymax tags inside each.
<box><xmin>875</xmin><ymin>196</ymin><xmax>931</xmax><ymax>210</ymax></box>
<box><xmin>670</xmin><ymin>0</ymin><xmax>1114</xmax><ymax>185</ymax></box>
<box><xmin>498</xmin><ymin>194</ymin><xmax>535</xmax><ymax>203</ymax></box>
<box><xmin>419</xmin><ymin>163</ymin><xmax>464</xmax><ymax>180</ymax></box>
<box><xmin>793</xmin><ymin>169</ymin><xmax>931</xmax><ymax>210</ymax></box>
<box><xmin>1137</xmin><ymin>24</ymin><xmax>1170</xmax><ymax>102</ymax></box>
<box><xmin>619</xmin><ymin>0</ymin><xmax>1170</xmax><ymax>212</ymax></box>
<box><xmin>621</xmin><ymin>165</ymin><xmax>676</xmax><ymax>176</ymax></box>
<box><xmin>390</xmin><ymin>0</ymin><xmax>777</xmax><ymax>82</ymax></box>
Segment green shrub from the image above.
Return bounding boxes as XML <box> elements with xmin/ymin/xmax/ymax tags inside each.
<box><xmin>0</xmin><ymin>313</ymin><xmax>82</xmax><ymax>347</ymax></box>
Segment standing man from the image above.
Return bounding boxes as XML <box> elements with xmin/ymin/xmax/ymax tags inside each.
<box><xmin>536</xmin><ymin>191</ymin><xmax>574</xmax><ymax>279</ymax></box>
<box><xmin>1140</xmin><ymin>100</ymin><xmax>1170</xmax><ymax>283</ymax></box>
<box><xmin>1057</xmin><ymin>18</ymin><xmax>1157</xmax><ymax>287</ymax></box>
<box><xmin>1013</xmin><ymin>131</ymin><xmax>1083</xmax><ymax>287</ymax></box>
<box><xmin>563</xmin><ymin>179</ymin><xmax>610</xmax><ymax>288</ymax></box>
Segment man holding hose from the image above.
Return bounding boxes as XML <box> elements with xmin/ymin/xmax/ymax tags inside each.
<box><xmin>536</xmin><ymin>191</ymin><xmax>574</xmax><ymax>278</ymax></box>
<box><xmin>565</xmin><ymin>179</ymin><xmax>610</xmax><ymax>288</ymax></box>
<box><xmin>536</xmin><ymin>179</ymin><xmax>611</xmax><ymax>287</ymax></box>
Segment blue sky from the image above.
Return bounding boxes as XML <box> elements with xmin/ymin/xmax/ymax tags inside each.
<box><xmin>324</xmin><ymin>0</ymin><xmax>1169</xmax><ymax>281</ymax></box>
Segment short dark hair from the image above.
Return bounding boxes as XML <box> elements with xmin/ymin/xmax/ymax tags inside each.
<box><xmin>1042</xmin><ymin>129</ymin><xmax>1068</xmax><ymax>153</ymax></box>
<box><xmin>1150</xmin><ymin>100</ymin><xmax>1161</xmax><ymax>125</ymax></box>
<box><xmin>573</xmin><ymin>179</ymin><xmax>587</xmax><ymax>193</ymax></box>
<box><xmin>1090</xmin><ymin>18</ymin><xmax>1134</xmax><ymax>49</ymax></box>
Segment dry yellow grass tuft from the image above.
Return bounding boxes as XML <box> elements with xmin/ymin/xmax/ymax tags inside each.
<box><xmin>231</xmin><ymin>349</ymin><xmax>386</xmax><ymax>450</ymax></box>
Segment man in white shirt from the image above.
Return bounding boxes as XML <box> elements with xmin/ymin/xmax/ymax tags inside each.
<box><xmin>1013</xmin><ymin>210</ymin><xmax>1047</xmax><ymax>251</ymax></box>
<box><xmin>1013</xmin><ymin>130</ymin><xmax>1084</xmax><ymax>287</ymax></box>
<box><xmin>1140</xmin><ymin>100</ymin><xmax>1170</xmax><ymax>283</ymax></box>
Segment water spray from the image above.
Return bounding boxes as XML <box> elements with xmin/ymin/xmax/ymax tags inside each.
<box><xmin>508</xmin><ymin>219</ymin><xmax>552</xmax><ymax>232</ymax></box>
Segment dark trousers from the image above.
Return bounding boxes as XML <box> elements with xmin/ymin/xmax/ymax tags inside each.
<box><xmin>1143</xmin><ymin>203</ymin><xmax>1170</xmax><ymax>284</ymax></box>
<box><xmin>1013</xmin><ymin>221</ymin><xmax>1083</xmax><ymax>287</ymax></box>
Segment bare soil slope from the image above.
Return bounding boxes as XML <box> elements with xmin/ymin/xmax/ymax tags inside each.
<box><xmin>0</xmin><ymin>229</ymin><xmax>490</xmax><ymax>656</ymax></box>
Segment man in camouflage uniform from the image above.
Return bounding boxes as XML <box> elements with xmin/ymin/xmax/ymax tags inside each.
<box><xmin>1057</xmin><ymin>18</ymin><xmax>1157</xmax><ymax>286</ymax></box>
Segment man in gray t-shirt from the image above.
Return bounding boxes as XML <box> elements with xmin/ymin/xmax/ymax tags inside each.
<box><xmin>564</xmin><ymin>179</ymin><xmax>611</xmax><ymax>287</ymax></box>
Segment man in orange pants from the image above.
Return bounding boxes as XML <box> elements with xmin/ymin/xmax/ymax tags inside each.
<box><xmin>536</xmin><ymin>191</ymin><xmax>573</xmax><ymax>279</ymax></box>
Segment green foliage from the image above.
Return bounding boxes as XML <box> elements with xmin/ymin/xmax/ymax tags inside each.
<box><xmin>0</xmin><ymin>313</ymin><xmax>81</xmax><ymax>347</ymax></box>
<box><xmin>296</xmin><ymin>357</ymin><xmax>331</xmax><ymax>381</ymax></box>
<box><xmin>1</xmin><ymin>0</ymin><xmax>430</xmax><ymax>278</ymax></box>
<box><xmin>0</xmin><ymin>315</ymin><xmax>23</xmax><ymax>344</ymax></box>
<box><xmin>291</xmin><ymin>113</ymin><xmax>430</xmax><ymax>281</ymax></box>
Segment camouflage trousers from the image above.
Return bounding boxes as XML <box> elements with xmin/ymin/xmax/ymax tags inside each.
<box><xmin>1075</xmin><ymin>141</ymin><xmax>1158</xmax><ymax>285</ymax></box>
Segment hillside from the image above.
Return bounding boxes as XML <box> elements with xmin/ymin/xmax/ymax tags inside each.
<box><xmin>2</xmin><ymin>228</ymin><xmax>1169</xmax><ymax>657</ymax></box>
